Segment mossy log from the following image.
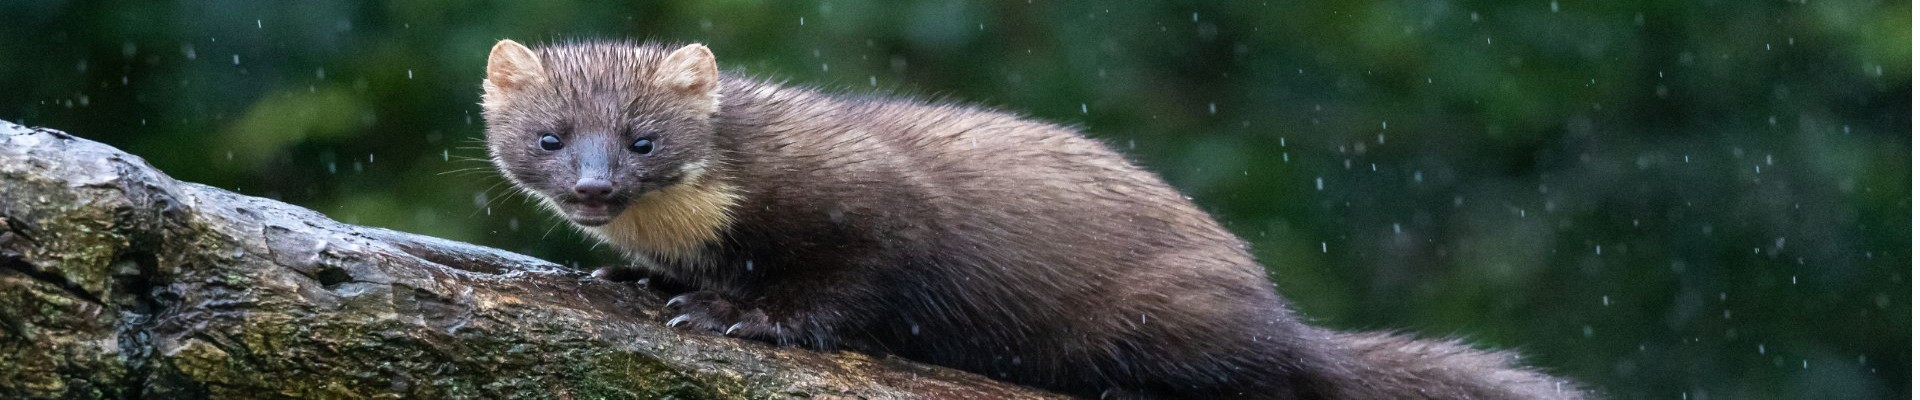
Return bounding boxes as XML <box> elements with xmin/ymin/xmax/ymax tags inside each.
<box><xmin>0</xmin><ymin>120</ymin><xmax>1059</xmax><ymax>399</ymax></box>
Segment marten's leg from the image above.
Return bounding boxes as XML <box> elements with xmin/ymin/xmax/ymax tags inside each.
<box><xmin>662</xmin><ymin>263</ymin><xmax>876</xmax><ymax>349</ymax></box>
<box><xmin>663</xmin><ymin>289</ymin><xmax>858</xmax><ymax>348</ymax></box>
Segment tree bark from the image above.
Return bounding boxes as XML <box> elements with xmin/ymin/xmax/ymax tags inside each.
<box><xmin>0</xmin><ymin>120</ymin><xmax>1059</xmax><ymax>399</ymax></box>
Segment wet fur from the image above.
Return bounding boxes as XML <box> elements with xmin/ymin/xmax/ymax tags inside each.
<box><xmin>483</xmin><ymin>39</ymin><xmax>1588</xmax><ymax>399</ymax></box>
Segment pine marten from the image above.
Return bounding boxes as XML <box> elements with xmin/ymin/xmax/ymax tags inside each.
<box><xmin>479</xmin><ymin>39</ymin><xmax>1587</xmax><ymax>399</ymax></box>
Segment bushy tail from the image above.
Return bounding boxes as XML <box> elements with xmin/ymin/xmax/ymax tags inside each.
<box><xmin>1314</xmin><ymin>331</ymin><xmax>1589</xmax><ymax>400</ymax></box>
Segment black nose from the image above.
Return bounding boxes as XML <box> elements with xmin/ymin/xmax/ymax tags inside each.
<box><xmin>573</xmin><ymin>178</ymin><xmax>614</xmax><ymax>200</ymax></box>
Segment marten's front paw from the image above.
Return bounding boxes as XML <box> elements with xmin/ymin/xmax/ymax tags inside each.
<box><xmin>663</xmin><ymin>291</ymin><xmax>738</xmax><ymax>331</ymax></box>
<box><xmin>663</xmin><ymin>291</ymin><xmax>790</xmax><ymax>343</ymax></box>
<box><xmin>589</xmin><ymin>266</ymin><xmax>649</xmax><ymax>283</ymax></box>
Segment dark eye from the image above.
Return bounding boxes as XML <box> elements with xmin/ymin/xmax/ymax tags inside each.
<box><xmin>629</xmin><ymin>137</ymin><xmax>655</xmax><ymax>155</ymax></box>
<box><xmin>538</xmin><ymin>134</ymin><xmax>563</xmax><ymax>151</ymax></box>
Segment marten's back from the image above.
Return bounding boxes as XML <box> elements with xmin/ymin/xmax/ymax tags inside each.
<box><xmin>711</xmin><ymin>78</ymin><xmax>1341</xmax><ymax>395</ymax></box>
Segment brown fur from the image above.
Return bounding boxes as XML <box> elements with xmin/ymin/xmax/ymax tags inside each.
<box><xmin>480</xmin><ymin>39</ymin><xmax>1590</xmax><ymax>399</ymax></box>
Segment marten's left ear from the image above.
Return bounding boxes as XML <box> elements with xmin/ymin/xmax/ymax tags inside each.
<box><xmin>655</xmin><ymin>44</ymin><xmax>719</xmax><ymax>111</ymax></box>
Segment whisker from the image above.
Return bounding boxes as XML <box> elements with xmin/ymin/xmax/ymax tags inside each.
<box><xmin>466</xmin><ymin>180</ymin><xmax>515</xmax><ymax>218</ymax></box>
<box><xmin>437</xmin><ymin>167</ymin><xmax>497</xmax><ymax>176</ymax></box>
<box><xmin>542</xmin><ymin>217</ymin><xmax>568</xmax><ymax>240</ymax></box>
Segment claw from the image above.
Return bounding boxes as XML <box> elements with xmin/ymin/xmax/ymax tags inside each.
<box><xmin>725</xmin><ymin>322</ymin><xmax>745</xmax><ymax>336</ymax></box>
<box><xmin>667</xmin><ymin>314</ymin><xmax>692</xmax><ymax>328</ymax></box>
<box><xmin>666</xmin><ymin>295</ymin><xmax>688</xmax><ymax>308</ymax></box>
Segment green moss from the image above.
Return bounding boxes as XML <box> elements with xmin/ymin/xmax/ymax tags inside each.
<box><xmin>0</xmin><ymin>275</ymin><xmax>129</xmax><ymax>398</ymax></box>
<box><xmin>167</xmin><ymin>339</ymin><xmax>235</xmax><ymax>386</ymax></box>
<box><xmin>569</xmin><ymin>349</ymin><xmax>720</xmax><ymax>399</ymax></box>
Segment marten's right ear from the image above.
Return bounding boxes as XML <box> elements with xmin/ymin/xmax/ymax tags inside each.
<box><xmin>486</xmin><ymin>39</ymin><xmax>545</xmax><ymax>93</ymax></box>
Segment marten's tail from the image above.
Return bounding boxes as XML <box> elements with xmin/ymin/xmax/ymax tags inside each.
<box><xmin>1311</xmin><ymin>331</ymin><xmax>1589</xmax><ymax>400</ymax></box>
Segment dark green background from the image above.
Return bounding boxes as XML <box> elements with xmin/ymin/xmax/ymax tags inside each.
<box><xmin>1</xmin><ymin>1</ymin><xmax>1909</xmax><ymax>398</ymax></box>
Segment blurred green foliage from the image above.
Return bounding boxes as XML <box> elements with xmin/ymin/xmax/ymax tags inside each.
<box><xmin>0</xmin><ymin>1</ymin><xmax>1908</xmax><ymax>398</ymax></box>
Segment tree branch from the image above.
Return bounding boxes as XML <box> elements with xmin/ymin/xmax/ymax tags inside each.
<box><xmin>0</xmin><ymin>120</ymin><xmax>1059</xmax><ymax>399</ymax></box>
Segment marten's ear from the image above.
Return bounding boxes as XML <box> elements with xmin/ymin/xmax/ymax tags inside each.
<box><xmin>655</xmin><ymin>44</ymin><xmax>719</xmax><ymax>99</ymax></box>
<box><xmin>486</xmin><ymin>39</ymin><xmax>545</xmax><ymax>93</ymax></box>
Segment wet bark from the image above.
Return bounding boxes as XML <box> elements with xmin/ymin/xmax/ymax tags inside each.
<box><xmin>0</xmin><ymin>120</ymin><xmax>1058</xmax><ymax>399</ymax></box>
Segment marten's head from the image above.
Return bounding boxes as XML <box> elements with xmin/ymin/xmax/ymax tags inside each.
<box><xmin>481</xmin><ymin>39</ymin><xmax>739</xmax><ymax>261</ymax></box>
